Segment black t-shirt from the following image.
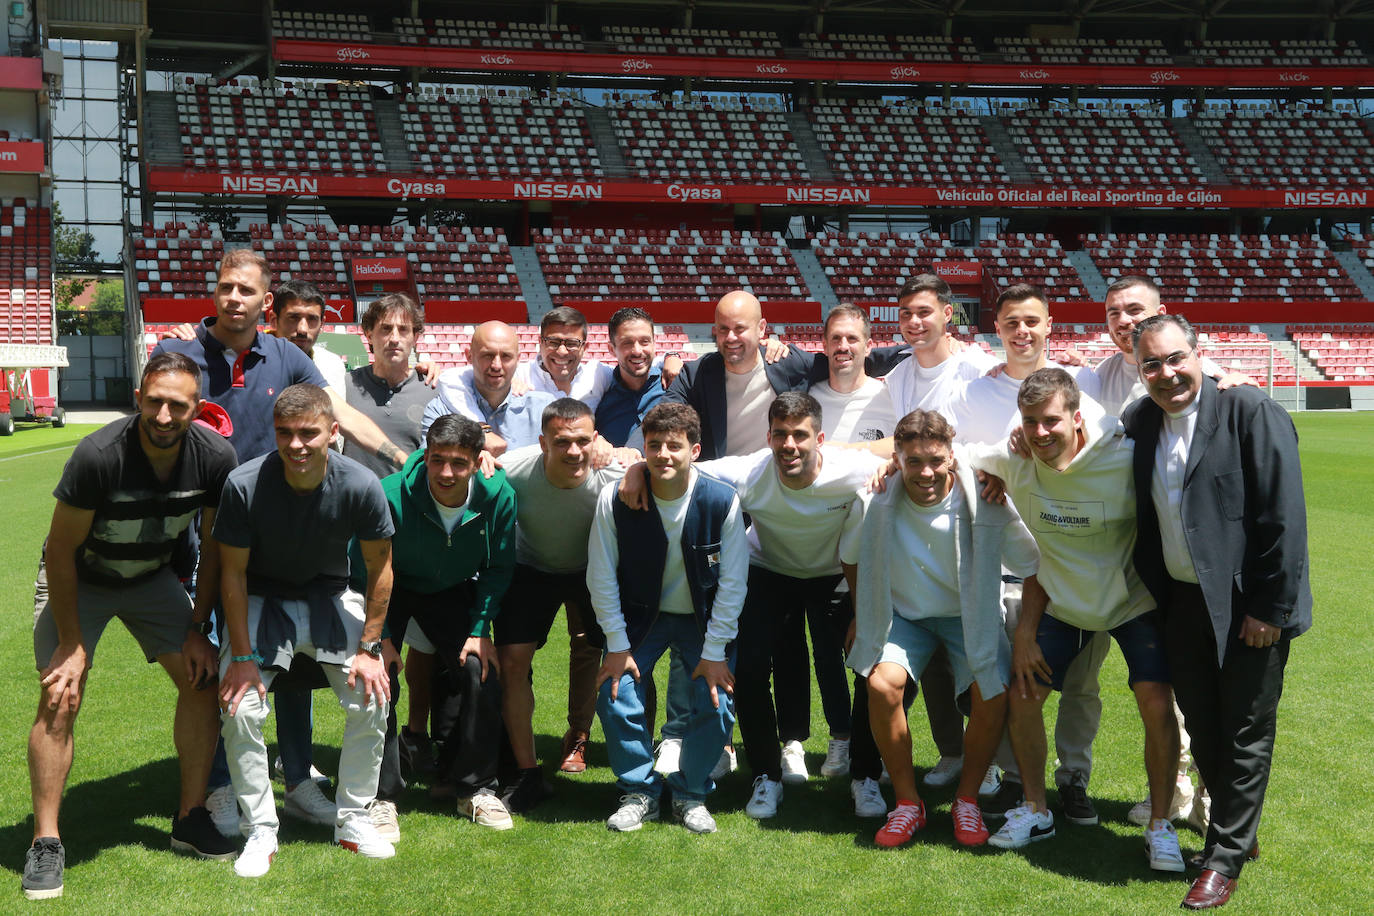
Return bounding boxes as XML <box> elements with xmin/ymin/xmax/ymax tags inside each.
<box><xmin>52</xmin><ymin>415</ymin><xmax>238</xmax><ymax>587</ymax></box>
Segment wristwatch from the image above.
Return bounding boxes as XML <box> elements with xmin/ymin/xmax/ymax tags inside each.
<box><xmin>189</xmin><ymin>619</ymin><xmax>214</xmax><ymax>637</ymax></box>
<box><xmin>358</xmin><ymin>640</ymin><xmax>384</xmax><ymax>659</ymax></box>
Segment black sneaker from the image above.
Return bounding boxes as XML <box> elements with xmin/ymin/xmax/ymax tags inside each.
<box><xmin>171</xmin><ymin>806</ymin><xmax>239</xmax><ymax>860</ymax></box>
<box><xmin>1058</xmin><ymin>783</ymin><xmax>1100</xmax><ymax>826</ymax></box>
<box><xmin>504</xmin><ymin>767</ymin><xmax>554</xmax><ymax>814</ymax></box>
<box><xmin>981</xmin><ymin>778</ymin><xmax>1024</xmax><ymax>821</ymax></box>
<box><xmin>399</xmin><ymin>727</ymin><xmax>436</xmax><ymax>780</ymax></box>
<box><xmin>22</xmin><ymin>837</ymin><xmax>64</xmax><ymax>900</ymax></box>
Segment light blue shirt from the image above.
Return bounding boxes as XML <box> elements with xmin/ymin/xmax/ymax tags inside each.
<box><xmin>421</xmin><ymin>371</ymin><xmax>555</xmax><ymax>450</ymax></box>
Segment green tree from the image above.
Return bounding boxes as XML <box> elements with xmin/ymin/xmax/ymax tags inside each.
<box><xmin>52</xmin><ymin>201</ymin><xmax>98</xmax><ymax>272</ymax></box>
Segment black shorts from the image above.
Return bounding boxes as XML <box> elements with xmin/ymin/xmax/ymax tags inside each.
<box><xmin>494</xmin><ymin>564</ymin><xmax>594</xmax><ymax>648</ymax></box>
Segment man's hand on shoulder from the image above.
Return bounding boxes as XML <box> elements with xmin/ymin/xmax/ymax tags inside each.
<box><xmin>692</xmin><ymin>657</ymin><xmax>734</xmax><ymax>710</ymax></box>
<box><xmin>617</xmin><ymin>461</ymin><xmax>651</xmax><ymax>509</ymax></box>
<box><xmin>762</xmin><ymin>338</ymin><xmax>790</xmax><ymax>364</ymax></box>
<box><xmin>1215</xmin><ymin>370</ymin><xmax>1259</xmax><ymax>391</ymax></box>
<box><xmin>160</xmin><ymin>322</ymin><xmax>197</xmax><ymax>342</ymax></box>
<box><xmin>660</xmin><ymin>353</ymin><xmax>684</xmax><ymax>388</ymax></box>
<box><xmin>414</xmin><ymin>360</ymin><xmax>441</xmax><ymax>387</ymax></box>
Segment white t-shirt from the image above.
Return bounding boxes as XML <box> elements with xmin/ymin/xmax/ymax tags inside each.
<box><xmin>698</xmin><ymin>445</ymin><xmax>884</xmax><ymax>577</ymax></box>
<box><xmin>723</xmin><ymin>359</ymin><xmax>775</xmax><ymax>457</ymax></box>
<box><xmin>501</xmin><ymin>445</ymin><xmax>626</xmax><ymax>573</ymax></box>
<box><xmin>886</xmin><ymin>346</ymin><xmax>998</xmax><ymax>417</ymax></box>
<box><xmin>890</xmin><ymin>486</ymin><xmax>963</xmax><ymax>620</ymax></box>
<box><xmin>940</xmin><ymin>364</ymin><xmax>1101</xmax><ymax>445</ymax></box>
<box><xmin>429</xmin><ymin>480</ymin><xmax>473</xmax><ymax>534</ymax></box>
<box><xmin>809</xmin><ymin>377</ymin><xmax>898</xmax><ymax>443</ymax></box>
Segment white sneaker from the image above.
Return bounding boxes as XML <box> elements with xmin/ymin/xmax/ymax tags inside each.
<box><xmin>851</xmin><ymin>777</ymin><xmax>888</xmax><ymax>818</ymax></box>
<box><xmin>233</xmin><ymin>827</ymin><xmax>277</xmax><ymax>878</ymax></box>
<box><xmin>1127</xmin><ymin>797</ymin><xmax>1153</xmax><ymax>827</ymax></box>
<box><xmin>274</xmin><ymin>755</ymin><xmax>329</xmax><ymax>785</ymax></box>
<box><xmin>1146</xmin><ymin>819</ymin><xmax>1185</xmax><ymax>872</ymax></box>
<box><xmin>710</xmin><ymin>745</ymin><xmax>738</xmax><ymax>781</ymax></box>
<box><xmin>283</xmin><ymin>779</ymin><xmax>336</xmax><ymax>826</ymax></box>
<box><xmin>607</xmin><ymin>792</ymin><xmax>659</xmax><ymax>832</ymax></box>
<box><xmin>457</xmin><ymin>788</ymin><xmax>514</xmax><ymax>831</ymax></box>
<box><xmin>978</xmin><ymin>764</ymin><xmax>1002</xmax><ymax>799</ymax></box>
<box><xmin>745</xmin><ymin>776</ymin><xmax>784</xmax><ymax>819</ymax></box>
<box><xmin>653</xmin><ymin>737</ymin><xmax>683</xmax><ymax>775</ymax></box>
<box><xmin>673</xmin><ymin>799</ymin><xmax>717</xmax><ymax>834</ymax></box>
<box><xmin>206</xmin><ymin>784</ymin><xmax>242</xmax><ymax>839</ymax></box>
<box><xmin>820</xmin><ymin>738</ymin><xmax>851</xmax><ymax>778</ymax></box>
<box><xmin>1184</xmin><ymin>791</ymin><xmax>1211</xmax><ymax>835</ymax></box>
<box><xmin>368</xmin><ymin>799</ymin><xmax>401</xmax><ymax>843</ymax></box>
<box><xmin>780</xmin><ymin>740</ymin><xmax>809</xmax><ymax>785</ymax></box>
<box><xmin>922</xmin><ymin>755</ymin><xmax>964</xmax><ymax>788</ymax></box>
<box><xmin>1129</xmin><ymin>774</ymin><xmax>1196</xmax><ymax>827</ymax></box>
<box><xmin>334</xmin><ymin>815</ymin><xmax>397</xmax><ymax>859</ymax></box>
<box><xmin>988</xmin><ymin>804</ymin><xmax>1056</xmax><ymax>849</ymax></box>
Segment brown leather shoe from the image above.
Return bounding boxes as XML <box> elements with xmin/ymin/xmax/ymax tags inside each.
<box><xmin>559</xmin><ymin>730</ymin><xmax>589</xmax><ymax>774</ymax></box>
<box><xmin>1187</xmin><ymin>842</ymin><xmax>1259</xmax><ymax>871</ymax></box>
<box><xmin>1181</xmin><ymin>870</ymin><xmax>1237</xmax><ymax>910</ymax></box>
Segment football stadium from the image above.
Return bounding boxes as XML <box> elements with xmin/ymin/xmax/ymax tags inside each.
<box><xmin>1</xmin><ymin>0</ymin><xmax>1372</xmax><ymax>910</ymax></box>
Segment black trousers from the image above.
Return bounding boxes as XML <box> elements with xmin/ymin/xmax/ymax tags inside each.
<box><xmin>735</xmin><ymin>567</ymin><xmax>846</xmax><ymax>781</ymax></box>
<box><xmin>388</xmin><ymin>582</ymin><xmax>503</xmax><ymax>797</ymax></box>
<box><xmin>1164</xmin><ymin>581</ymin><xmax>1290</xmax><ymax>879</ymax></box>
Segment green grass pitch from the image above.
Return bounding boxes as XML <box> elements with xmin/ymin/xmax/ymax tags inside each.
<box><xmin>0</xmin><ymin>413</ymin><xmax>1369</xmax><ymax>914</ymax></box>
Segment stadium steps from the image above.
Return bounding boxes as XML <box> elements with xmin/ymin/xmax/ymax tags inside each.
<box><xmin>1264</xmin><ymin>335</ymin><xmax>1324</xmax><ymax>381</ymax></box>
<box><xmin>143</xmin><ymin>91</ymin><xmax>185</xmax><ymax>166</ymax></box>
<box><xmin>372</xmin><ymin>97</ymin><xmax>419</xmax><ymax>172</ymax></box>
<box><xmin>978</xmin><ymin>117</ymin><xmax>1033</xmax><ymax>182</ymax></box>
<box><xmin>1332</xmin><ymin>248</ymin><xmax>1374</xmax><ymax>300</ymax></box>
<box><xmin>1169</xmin><ymin>117</ymin><xmax>1229</xmax><ymax>186</ymax></box>
<box><xmin>510</xmin><ymin>246</ymin><xmax>553</xmax><ymax>319</ymax></box>
<box><xmin>789</xmin><ymin>241</ymin><xmax>840</xmax><ymax>311</ymax></box>
<box><xmin>1066</xmin><ymin>250</ymin><xmax>1107</xmax><ymax>300</ymax></box>
<box><xmin>580</xmin><ymin>104</ymin><xmax>632</xmax><ymax>179</ymax></box>
<box><xmin>784</xmin><ymin>111</ymin><xmax>834</xmax><ymax>181</ymax></box>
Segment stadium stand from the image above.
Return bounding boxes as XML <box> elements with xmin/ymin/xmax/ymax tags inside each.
<box><xmin>175</xmin><ymin>77</ymin><xmax>387</xmax><ymax>175</ymax></box>
<box><xmin>807</xmin><ymin>100</ymin><xmax>1008</xmax><ymax>186</ymax></box>
<box><xmin>603</xmin><ymin>25</ymin><xmax>784</xmax><ymax>57</ymax></box>
<box><xmin>392</xmin><ymin>17</ymin><xmax>584</xmax><ymax>50</ymax></box>
<box><xmin>1084</xmin><ymin>234</ymin><xmax>1361</xmax><ymax>301</ymax></box>
<box><xmin>1042</xmin><ymin>325</ymin><xmax>1299</xmax><ymax>384</ymax></box>
<box><xmin>1192</xmin><ymin>104</ymin><xmax>1374</xmax><ymax>186</ymax></box>
<box><xmin>606</xmin><ymin>96</ymin><xmax>808</xmax><ymax>182</ymax></box>
<box><xmin>797</xmin><ymin>32</ymin><xmax>976</xmax><ymax>61</ymax></box>
<box><xmin>1184</xmin><ymin>38</ymin><xmax>1369</xmax><ymax>66</ymax></box>
<box><xmin>271</xmin><ymin>10</ymin><xmax>371</xmax><ymax>43</ymax></box>
<box><xmin>992</xmin><ymin>37</ymin><xmax>1173</xmax><ymax>65</ymax></box>
<box><xmin>400</xmin><ymin>90</ymin><xmax>602</xmax><ymax>179</ymax></box>
<box><xmin>1002</xmin><ymin>103</ymin><xmax>1208</xmax><ymax>186</ymax></box>
<box><xmin>0</xmin><ymin>200</ymin><xmax>53</xmax><ymax>345</ymax></box>
<box><xmin>536</xmin><ymin>228</ymin><xmax>807</xmax><ymax>301</ymax></box>
<box><xmin>1289</xmin><ymin>324</ymin><xmax>1374</xmax><ymax>380</ymax></box>
<box><xmin>131</xmin><ymin>222</ymin><xmax>225</xmax><ymax>298</ymax></box>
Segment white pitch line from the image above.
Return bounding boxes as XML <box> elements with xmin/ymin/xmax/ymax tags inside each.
<box><xmin>0</xmin><ymin>444</ymin><xmax>77</xmax><ymax>464</ymax></box>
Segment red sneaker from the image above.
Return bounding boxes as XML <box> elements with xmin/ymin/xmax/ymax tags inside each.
<box><xmin>875</xmin><ymin>800</ymin><xmax>926</xmax><ymax>848</ymax></box>
<box><xmin>952</xmin><ymin>795</ymin><xmax>990</xmax><ymax>846</ymax></box>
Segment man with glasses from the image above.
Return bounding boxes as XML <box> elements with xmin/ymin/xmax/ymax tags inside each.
<box><xmin>1123</xmin><ymin>314</ymin><xmax>1310</xmax><ymax>911</ymax></box>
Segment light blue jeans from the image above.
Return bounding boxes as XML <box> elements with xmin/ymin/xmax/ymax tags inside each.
<box><xmin>598</xmin><ymin>613</ymin><xmax>735</xmax><ymax>803</ymax></box>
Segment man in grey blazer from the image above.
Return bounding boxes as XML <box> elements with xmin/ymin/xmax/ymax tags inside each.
<box><xmin>1121</xmin><ymin>314</ymin><xmax>1312</xmax><ymax>911</ymax></box>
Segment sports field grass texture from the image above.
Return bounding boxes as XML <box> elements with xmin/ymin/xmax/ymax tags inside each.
<box><xmin>0</xmin><ymin>413</ymin><xmax>1370</xmax><ymax>914</ymax></box>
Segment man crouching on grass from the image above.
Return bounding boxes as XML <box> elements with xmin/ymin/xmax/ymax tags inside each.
<box><xmin>213</xmin><ymin>384</ymin><xmax>396</xmax><ymax>877</ymax></box>
<box><xmin>587</xmin><ymin>403</ymin><xmax>748</xmax><ymax>834</ymax></box>
<box><xmin>846</xmin><ymin>409</ymin><xmax>1040</xmax><ymax>849</ymax></box>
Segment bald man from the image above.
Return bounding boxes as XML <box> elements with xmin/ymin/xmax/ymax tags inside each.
<box><xmin>423</xmin><ymin>321</ymin><xmax>557</xmax><ymax>455</ymax></box>
<box><xmin>665</xmin><ymin>291</ymin><xmax>907</xmax><ymax>461</ymax></box>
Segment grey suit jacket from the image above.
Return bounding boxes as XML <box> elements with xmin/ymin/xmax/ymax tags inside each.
<box><xmin>1121</xmin><ymin>377</ymin><xmax>1312</xmax><ymax>666</ymax></box>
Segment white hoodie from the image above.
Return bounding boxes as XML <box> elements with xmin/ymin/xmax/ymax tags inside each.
<box><xmin>966</xmin><ymin>400</ymin><xmax>1152</xmax><ymax>631</ymax></box>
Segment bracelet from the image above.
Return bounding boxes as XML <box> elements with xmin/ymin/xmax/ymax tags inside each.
<box><xmin>231</xmin><ymin>653</ymin><xmax>262</xmax><ymax>665</ymax></box>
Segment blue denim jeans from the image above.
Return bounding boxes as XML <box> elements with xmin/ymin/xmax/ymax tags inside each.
<box><xmin>597</xmin><ymin>613</ymin><xmax>736</xmax><ymax>803</ymax></box>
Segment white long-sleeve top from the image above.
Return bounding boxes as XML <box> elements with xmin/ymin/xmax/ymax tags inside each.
<box><xmin>585</xmin><ymin>468</ymin><xmax>749</xmax><ymax>662</ymax></box>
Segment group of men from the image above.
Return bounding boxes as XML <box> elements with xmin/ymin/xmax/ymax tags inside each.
<box><xmin>23</xmin><ymin>250</ymin><xmax>1307</xmax><ymax>912</ymax></box>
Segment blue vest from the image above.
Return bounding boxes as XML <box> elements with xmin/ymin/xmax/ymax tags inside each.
<box><xmin>611</xmin><ymin>468</ymin><xmax>737</xmax><ymax>649</ymax></box>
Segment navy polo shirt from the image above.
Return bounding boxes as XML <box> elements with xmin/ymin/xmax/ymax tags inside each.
<box><xmin>152</xmin><ymin>318</ymin><xmax>327</xmax><ymax>462</ymax></box>
<box><xmin>594</xmin><ymin>365</ymin><xmax>665</xmax><ymax>450</ymax></box>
